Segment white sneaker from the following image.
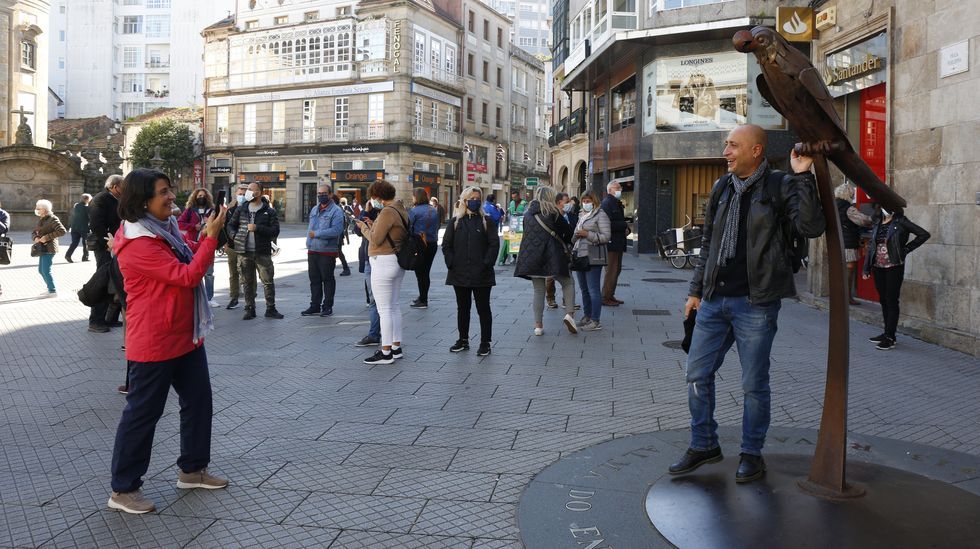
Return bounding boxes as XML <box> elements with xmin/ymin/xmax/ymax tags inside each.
<box><xmin>563</xmin><ymin>314</ymin><xmax>578</xmax><ymax>334</ymax></box>
<box><xmin>208</xmin><ymin>300</ymin><xmax>220</xmax><ymax>308</ymax></box>
<box><xmin>533</xmin><ymin>327</ymin><xmax>544</xmax><ymax>336</ymax></box>
<box><xmin>576</xmin><ymin>317</ymin><xmax>592</xmax><ymax>327</ymax></box>
<box><xmin>40</xmin><ymin>291</ymin><xmax>57</xmax><ymax>299</ymax></box>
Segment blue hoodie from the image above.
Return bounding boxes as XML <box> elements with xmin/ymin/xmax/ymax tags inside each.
<box><xmin>306</xmin><ymin>201</ymin><xmax>345</xmax><ymax>254</ymax></box>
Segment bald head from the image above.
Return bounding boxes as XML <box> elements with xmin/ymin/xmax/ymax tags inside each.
<box><xmin>723</xmin><ymin>124</ymin><xmax>768</xmax><ymax>177</ymax></box>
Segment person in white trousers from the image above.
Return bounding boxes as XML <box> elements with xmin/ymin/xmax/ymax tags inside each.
<box><xmin>354</xmin><ymin>180</ymin><xmax>409</xmax><ymax>365</ymax></box>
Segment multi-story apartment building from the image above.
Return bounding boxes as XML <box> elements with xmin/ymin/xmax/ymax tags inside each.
<box><xmin>508</xmin><ymin>44</ymin><xmax>548</xmax><ymax>195</ymax></box>
<box><xmin>2</xmin><ymin>0</ymin><xmax>50</xmax><ymax>145</ymax></box>
<box><xmin>49</xmin><ymin>0</ymin><xmax>233</xmax><ymax>120</ymax></box>
<box><xmin>561</xmin><ymin>0</ymin><xmax>800</xmax><ymax>254</ymax></box>
<box><xmin>548</xmin><ymin>0</ymin><xmax>588</xmax><ymax>197</ymax></box>
<box><xmin>202</xmin><ymin>0</ymin><xmax>464</xmax><ymax>222</ymax></box>
<box><xmin>489</xmin><ymin>0</ymin><xmax>553</xmax><ymax>113</ymax></box>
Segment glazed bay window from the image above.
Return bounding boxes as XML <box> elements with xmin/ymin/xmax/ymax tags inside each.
<box><xmin>415</xmin><ymin>98</ymin><xmax>424</xmax><ymax>126</ymax></box>
<box><xmin>272</xmin><ymin>101</ymin><xmax>285</xmax><ymax>143</ymax></box>
<box><xmin>368</xmin><ymin>94</ymin><xmax>384</xmax><ymax>138</ymax></box>
<box><xmin>446</xmin><ymin>107</ymin><xmax>456</xmax><ymax>133</ymax></box>
<box><xmin>302</xmin><ymin>99</ymin><xmax>316</xmax><ymax>142</ymax></box>
<box><xmin>145</xmin><ymin>15</ymin><xmax>170</xmax><ymax>39</ymax></box>
<box><xmin>20</xmin><ymin>41</ymin><xmax>36</xmax><ymax>70</ymax></box>
<box><xmin>216</xmin><ymin>106</ymin><xmax>229</xmax><ymax>145</ymax></box>
<box><xmin>611</xmin><ymin>75</ymin><xmax>636</xmax><ymax>131</ymax></box>
<box><xmin>596</xmin><ymin>94</ymin><xmax>607</xmax><ymax>138</ymax></box>
<box><xmin>146</xmin><ymin>0</ymin><xmax>170</xmax><ymax>7</ymax></box>
<box><xmin>122</xmin><ymin>16</ymin><xmax>142</xmax><ymax>34</ymax></box>
<box><xmin>657</xmin><ymin>0</ymin><xmax>732</xmax><ymax>11</ymax></box>
<box><xmin>122</xmin><ymin>75</ymin><xmax>144</xmax><ymax>93</ymax></box>
<box><xmin>243</xmin><ymin>103</ymin><xmax>257</xmax><ymax>145</ymax></box>
<box><xmin>123</xmin><ymin>47</ymin><xmax>141</xmax><ymax>69</ymax></box>
<box><xmin>431</xmin><ymin>102</ymin><xmax>439</xmax><ymax>129</ymax></box>
<box><xmin>228</xmin><ymin>20</ymin><xmax>355</xmax><ymax>88</ymax></box>
<box><xmin>334</xmin><ymin>97</ymin><xmax>349</xmax><ymax>139</ymax></box>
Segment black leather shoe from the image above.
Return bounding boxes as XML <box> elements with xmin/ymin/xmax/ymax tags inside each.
<box><xmin>300</xmin><ymin>306</ymin><xmax>320</xmax><ymax>316</ymax></box>
<box><xmin>668</xmin><ymin>447</ymin><xmax>723</xmax><ymax>475</ymax></box>
<box><xmin>735</xmin><ymin>453</ymin><xmax>766</xmax><ymax>483</ymax></box>
<box><xmin>243</xmin><ymin>308</ymin><xmax>256</xmax><ymax>320</ymax></box>
<box><xmin>265</xmin><ymin>308</ymin><xmax>284</xmax><ymax>319</ymax></box>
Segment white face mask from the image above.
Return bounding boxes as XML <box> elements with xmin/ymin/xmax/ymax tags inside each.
<box><xmin>35</xmin><ymin>209</ymin><xmax>43</xmax><ymax>217</ymax></box>
<box><xmin>244</xmin><ymin>190</ymin><xmax>256</xmax><ymax>202</ymax></box>
<box><xmin>563</xmin><ymin>203</ymin><xmax>573</xmax><ymax>213</ymax></box>
<box><xmin>582</xmin><ymin>203</ymin><xmax>594</xmax><ymax>213</ymax></box>
<box><xmin>613</xmin><ymin>190</ymin><xmax>622</xmax><ymax>199</ymax></box>
<box><xmin>370</xmin><ymin>198</ymin><xmax>384</xmax><ymax>209</ymax></box>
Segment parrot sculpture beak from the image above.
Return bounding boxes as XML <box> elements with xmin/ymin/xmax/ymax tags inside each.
<box><xmin>733</xmin><ymin>30</ymin><xmax>757</xmax><ymax>52</ymax></box>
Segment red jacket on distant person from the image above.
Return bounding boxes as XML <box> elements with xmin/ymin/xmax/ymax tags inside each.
<box><xmin>113</xmin><ymin>221</ymin><xmax>217</xmax><ymax>362</ymax></box>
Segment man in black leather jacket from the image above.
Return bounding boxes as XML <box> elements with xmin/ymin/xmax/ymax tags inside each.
<box><xmin>87</xmin><ymin>175</ymin><xmax>124</xmax><ymax>332</ymax></box>
<box><xmin>669</xmin><ymin>124</ymin><xmax>825</xmax><ymax>484</ymax></box>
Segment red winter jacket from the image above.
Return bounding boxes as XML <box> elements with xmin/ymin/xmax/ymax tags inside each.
<box><xmin>113</xmin><ymin>221</ymin><xmax>217</xmax><ymax>363</ymax></box>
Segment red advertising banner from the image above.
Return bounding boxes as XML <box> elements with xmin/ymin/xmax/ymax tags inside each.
<box><xmin>193</xmin><ymin>160</ymin><xmax>204</xmax><ymax>187</ymax></box>
<box><xmin>467</xmin><ymin>173</ymin><xmax>476</xmax><ymax>181</ymax></box>
<box><xmin>466</xmin><ymin>162</ymin><xmax>487</xmax><ymax>173</ymax></box>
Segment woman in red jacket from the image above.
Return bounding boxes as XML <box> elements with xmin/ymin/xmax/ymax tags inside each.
<box><xmin>108</xmin><ymin>169</ymin><xmax>228</xmax><ymax>515</ymax></box>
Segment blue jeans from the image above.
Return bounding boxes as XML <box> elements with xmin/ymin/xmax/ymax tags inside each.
<box><xmin>205</xmin><ymin>263</ymin><xmax>215</xmax><ymax>301</ymax></box>
<box><xmin>364</xmin><ymin>263</ymin><xmax>381</xmax><ymax>340</ymax></box>
<box><xmin>686</xmin><ymin>295</ymin><xmax>780</xmax><ymax>456</ymax></box>
<box><xmin>38</xmin><ymin>253</ymin><xmax>55</xmax><ymax>292</ymax></box>
<box><xmin>575</xmin><ymin>266</ymin><xmax>603</xmax><ymax>321</ymax></box>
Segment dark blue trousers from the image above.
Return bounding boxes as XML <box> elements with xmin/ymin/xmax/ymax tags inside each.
<box><xmin>110</xmin><ymin>345</ymin><xmax>212</xmax><ymax>493</ymax></box>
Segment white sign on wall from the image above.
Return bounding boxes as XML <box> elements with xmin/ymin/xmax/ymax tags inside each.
<box><xmin>940</xmin><ymin>41</ymin><xmax>969</xmax><ymax>78</ymax></box>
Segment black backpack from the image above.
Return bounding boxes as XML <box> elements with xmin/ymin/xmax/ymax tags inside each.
<box><xmin>386</xmin><ymin>211</ymin><xmax>424</xmax><ymax>271</ymax></box>
<box><xmin>709</xmin><ymin>171</ymin><xmax>809</xmax><ymax>274</ymax></box>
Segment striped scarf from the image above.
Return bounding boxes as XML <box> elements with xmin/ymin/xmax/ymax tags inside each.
<box><xmin>718</xmin><ymin>160</ymin><xmax>768</xmax><ymax>266</ymax></box>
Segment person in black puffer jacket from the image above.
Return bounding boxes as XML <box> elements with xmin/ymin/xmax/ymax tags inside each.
<box><xmin>514</xmin><ymin>186</ymin><xmax>578</xmax><ymax>336</ymax></box>
<box><xmin>443</xmin><ymin>186</ymin><xmax>500</xmax><ymax>356</ymax></box>
<box><xmin>834</xmin><ymin>183</ymin><xmax>872</xmax><ymax>305</ymax></box>
<box><xmin>228</xmin><ymin>182</ymin><xmax>282</xmax><ymax>320</ymax></box>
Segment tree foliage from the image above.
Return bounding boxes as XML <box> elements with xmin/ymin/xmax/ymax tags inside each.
<box><xmin>129</xmin><ymin>118</ymin><xmax>196</xmax><ymax>179</ymax></box>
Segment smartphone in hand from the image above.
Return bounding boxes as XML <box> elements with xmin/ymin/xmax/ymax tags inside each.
<box><xmin>215</xmin><ymin>190</ymin><xmax>227</xmax><ymax>206</ymax></box>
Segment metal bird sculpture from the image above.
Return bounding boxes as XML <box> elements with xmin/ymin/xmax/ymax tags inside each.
<box><xmin>734</xmin><ymin>26</ymin><xmax>906</xmax><ymax>213</ymax></box>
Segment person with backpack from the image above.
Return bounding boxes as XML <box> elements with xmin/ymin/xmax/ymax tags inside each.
<box><xmin>334</xmin><ymin>194</ymin><xmax>352</xmax><ymax>277</ymax></box>
<box><xmin>443</xmin><ymin>186</ymin><xmax>499</xmax><ymax>356</ymax></box>
<box><xmin>408</xmin><ymin>188</ymin><xmax>440</xmax><ymax>309</ymax></box>
<box><xmin>354</xmin><ymin>180</ymin><xmax>408</xmax><ymax>365</ymax></box>
<box><xmin>671</xmin><ymin>124</ymin><xmax>825</xmax><ymax>484</ymax></box>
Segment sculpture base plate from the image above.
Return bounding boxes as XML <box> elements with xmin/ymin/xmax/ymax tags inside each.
<box><xmin>517</xmin><ymin>428</ymin><xmax>980</xmax><ymax>549</ymax></box>
<box><xmin>646</xmin><ymin>455</ymin><xmax>980</xmax><ymax>548</ymax></box>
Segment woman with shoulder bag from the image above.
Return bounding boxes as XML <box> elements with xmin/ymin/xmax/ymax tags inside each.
<box><xmin>107</xmin><ymin>169</ymin><xmax>229</xmax><ymax>514</ymax></box>
<box><xmin>354</xmin><ymin>180</ymin><xmax>409</xmax><ymax>365</ymax></box>
<box><xmin>443</xmin><ymin>186</ymin><xmax>500</xmax><ymax>356</ymax></box>
<box><xmin>571</xmin><ymin>193</ymin><xmax>611</xmax><ymax>331</ymax></box>
<box><xmin>32</xmin><ymin>199</ymin><xmax>67</xmax><ymax>297</ymax></box>
<box><xmin>514</xmin><ymin>186</ymin><xmax>578</xmax><ymax>336</ymax></box>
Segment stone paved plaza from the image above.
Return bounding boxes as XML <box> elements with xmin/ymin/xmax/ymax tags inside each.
<box><xmin>1</xmin><ymin>225</ymin><xmax>978</xmax><ymax>547</ymax></box>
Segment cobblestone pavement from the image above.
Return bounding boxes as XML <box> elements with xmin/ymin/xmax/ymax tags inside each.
<box><xmin>1</xmin><ymin>225</ymin><xmax>978</xmax><ymax>547</ymax></box>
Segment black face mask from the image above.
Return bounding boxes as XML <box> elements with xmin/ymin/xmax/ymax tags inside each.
<box><xmin>196</xmin><ymin>198</ymin><xmax>207</xmax><ymax>206</ymax></box>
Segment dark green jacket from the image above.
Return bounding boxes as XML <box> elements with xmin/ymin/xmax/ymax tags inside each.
<box><xmin>69</xmin><ymin>202</ymin><xmax>90</xmax><ymax>233</ymax></box>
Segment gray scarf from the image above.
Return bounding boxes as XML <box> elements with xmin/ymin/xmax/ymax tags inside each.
<box><xmin>718</xmin><ymin>159</ymin><xmax>768</xmax><ymax>266</ymax></box>
<box><xmin>137</xmin><ymin>215</ymin><xmax>214</xmax><ymax>344</ymax></box>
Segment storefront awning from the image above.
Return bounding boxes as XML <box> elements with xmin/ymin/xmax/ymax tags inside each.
<box><xmin>562</xmin><ymin>17</ymin><xmax>772</xmax><ymax>92</ymax></box>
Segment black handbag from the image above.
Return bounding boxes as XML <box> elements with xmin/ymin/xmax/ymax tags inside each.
<box><xmin>570</xmin><ymin>253</ymin><xmax>591</xmax><ymax>272</ymax></box>
<box><xmin>0</xmin><ymin>235</ymin><xmax>11</xmax><ymax>265</ymax></box>
<box><xmin>30</xmin><ymin>241</ymin><xmax>46</xmax><ymax>257</ymax></box>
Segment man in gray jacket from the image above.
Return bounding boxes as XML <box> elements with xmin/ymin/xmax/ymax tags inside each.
<box><xmin>669</xmin><ymin>124</ymin><xmax>825</xmax><ymax>484</ymax></box>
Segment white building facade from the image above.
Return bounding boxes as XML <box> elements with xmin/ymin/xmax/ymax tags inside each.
<box><xmin>48</xmin><ymin>0</ymin><xmax>233</xmax><ymax>120</ymax></box>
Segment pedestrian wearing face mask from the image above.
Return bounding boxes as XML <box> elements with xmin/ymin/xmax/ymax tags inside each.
<box><xmin>354</xmin><ymin>181</ymin><xmax>408</xmax><ymax>365</ymax></box>
<box><xmin>302</xmin><ymin>183</ymin><xmax>345</xmax><ymax>317</ymax></box>
<box><xmin>601</xmin><ymin>182</ymin><xmax>628</xmax><ymax>306</ymax></box>
<box><xmin>32</xmin><ymin>199</ymin><xmax>66</xmax><ymax>297</ymax></box>
<box><xmin>222</xmin><ymin>185</ymin><xmax>248</xmax><ymax>309</ymax></box>
<box><xmin>546</xmin><ymin>192</ymin><xmax>572</xmax><ymax>309</ymax></box>
<box><xmin>179</xmin><ymin>189</ymin><xmax>218</xmax><ymax>307</ymax></box>
<box><xmin>408</xmin><ymin>188</ymin><xmax>440</xmax><ymax>309</ymax></box>
<box><xmin>571</xmin><ymin>193</ymin><xmax>611</xmax><ymax>331</ymax></box>
<box><xmin>229</xmin><ymin>182</ymin><xmax>283</xmax><ymax>320</ymax></box>
<box><xmin>443</xmin><ymin>187</ymin><xmax>499</xmax><ymax>355</ymax></box>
